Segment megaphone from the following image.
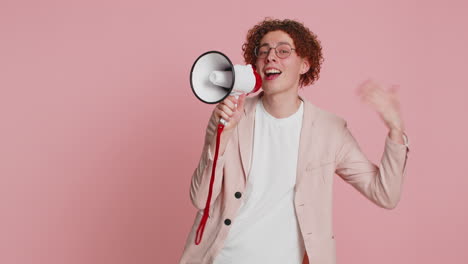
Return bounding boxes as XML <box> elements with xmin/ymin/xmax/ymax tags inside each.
<box><xmin>189</xmin><ymin>51</ymin><xmax>262</xmax><ymax>246</ymax></box>
<box><xmin>190</xmin><ymin>51</ymin><xmax>262</xmax><ymax>105</ymax></box>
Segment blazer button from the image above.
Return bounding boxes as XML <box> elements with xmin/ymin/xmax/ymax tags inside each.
<box><xmin>224</xmin><ymin>219</ymin><xmax>231</xmax><ymax>225</ymax></box>
<box><xmin>234</xmin><ymin>192</ymin><xmax>242</xmax><ymax>199</ymax></box>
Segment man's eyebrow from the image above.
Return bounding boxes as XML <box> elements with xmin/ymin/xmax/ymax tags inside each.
<box><xmin>259</xmin><ymin>41</ymin><xmax>292</xmax><ymax>47</ymax></box>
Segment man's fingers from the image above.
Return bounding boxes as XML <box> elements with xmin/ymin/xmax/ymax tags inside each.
<box><xmin>223</xmin><ymin>96</ymin><xmax>236</xmax><ymax>110</ymax></box>
<box><xmin>219</xmin><ymin>104</ymin><xmax>234</xmax><ymax>117</ymax></box>
<box><xmin>215</xmin><ymin>108</ymin><xmax>231</xmax><ymax>122</ymax></box>
<box><xmin>358</xmin><ymin>79</ymin><xmax>373</xmax><ymax>90</ymax></box>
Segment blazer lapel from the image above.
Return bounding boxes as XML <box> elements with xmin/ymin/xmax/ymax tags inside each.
<box><xmin>295</xmin><ymin>95</ymin><xmax>319</xmax><ymax>187</ymax></box>
<box><xmin>237</xmin><ymin>92</ymin><xmax>261</xmax><ymax>182</ymax></box>
<box><xmin>237</xmin><ymin>92</ymin><xmax>319</xmax><ymax>185</ymax></box>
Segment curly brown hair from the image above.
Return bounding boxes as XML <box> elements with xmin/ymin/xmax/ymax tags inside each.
<box><xmin>242</xmin><ymin>18</ymin><xmax>324</xmax><ymax>87</ymax></box>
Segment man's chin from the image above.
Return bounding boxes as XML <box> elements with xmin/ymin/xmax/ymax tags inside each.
<box><xmin>262</xmin><ymin>84</ymin><xmax>280</xmax><ymax>93</ymax></box>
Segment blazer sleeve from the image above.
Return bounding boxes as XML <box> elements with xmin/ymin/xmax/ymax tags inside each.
<box><xmin>189</xmin><ymin>110</ymin><xmax>233</xmax><ymax>210</ymax></box>
<box><xmin>335</xmin><ymin>122</ymin><xmax>410</xmax><ymax>209</ymax></box>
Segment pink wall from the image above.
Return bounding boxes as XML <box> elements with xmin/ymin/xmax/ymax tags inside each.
<box><xmin>1</xmin><ymin>0</ymin><xmax>467</xmax><ymax>263</ymax></box>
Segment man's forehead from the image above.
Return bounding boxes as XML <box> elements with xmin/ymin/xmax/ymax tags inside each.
<box><xmin>259</xmin><ymin>41</ymin><xmax>292</xmax><ymax>47</ymax></box>
<box><xmin>259</xmin><ymin>30</ymin><xmax>293</xmax><ymax>45</ymax></box>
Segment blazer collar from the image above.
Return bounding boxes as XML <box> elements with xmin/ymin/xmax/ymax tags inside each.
<box><xmin>237</xmin><ymin>91</ymin><xmax>320</xmax><ymax>184</ymax></box>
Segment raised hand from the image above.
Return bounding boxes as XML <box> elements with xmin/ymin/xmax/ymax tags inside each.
<box><xmin>356</xmin><ymin>79</ymin><xmax>406</xmax><ymax>144</ymax></box>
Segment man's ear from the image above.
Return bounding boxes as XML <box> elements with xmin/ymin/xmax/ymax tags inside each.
<box><xmin>301</xmin><ymin>59</ymin><xmax>310</xmax><ymax>75</ymax></box>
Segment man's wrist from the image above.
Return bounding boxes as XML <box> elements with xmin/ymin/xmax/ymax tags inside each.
<box><xmin>388</xmin><ymin>128</ymin><xmax>405</xmax><ymax>145</ymax></box>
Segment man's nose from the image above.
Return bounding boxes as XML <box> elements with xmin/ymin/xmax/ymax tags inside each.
<box><xmin>266</xmin><ymin>48</ymin><xmax>278</xmax><ymax>63</ymax></box>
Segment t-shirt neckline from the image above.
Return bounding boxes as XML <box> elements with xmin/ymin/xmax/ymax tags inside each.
<box><xmin>258</xmin><ymin>98</ymin><xmax>304</xmax><ymax>125</ymax></box>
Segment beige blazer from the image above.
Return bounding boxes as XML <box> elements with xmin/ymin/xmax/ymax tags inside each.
<box><xmin>179</xmin><ymin>91</ymin><xmax>409</xmax><ymax>264</ymax></box>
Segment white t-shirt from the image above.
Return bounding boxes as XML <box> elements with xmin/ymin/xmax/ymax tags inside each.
<box><xmin>213</xmin><ymin>98</ymin><xmax>305</xmax><ymax>264</ymax></box>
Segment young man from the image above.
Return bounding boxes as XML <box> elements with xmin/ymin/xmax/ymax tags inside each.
<box><xmin>180</xmin><ymin>18</ymin><xmax>409</xmax><ymax>264</ymax></box>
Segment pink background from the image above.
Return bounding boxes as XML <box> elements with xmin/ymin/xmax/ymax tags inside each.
<box><xmin>1</xmin><ymin>0</ymin><xmax>467</xmax><ymax>263</ymax></box>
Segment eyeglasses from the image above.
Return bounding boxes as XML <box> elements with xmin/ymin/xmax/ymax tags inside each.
<box><xmin>254</xmin><ymin>43</ymin><xmax>296</xmax><ymax>59</ymax></box>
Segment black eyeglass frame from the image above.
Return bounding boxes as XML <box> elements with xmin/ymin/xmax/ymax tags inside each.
<box><xmin>254</xmin><ymin>43</ymin><xmax>296</xmax><ymax>59</ymax></box>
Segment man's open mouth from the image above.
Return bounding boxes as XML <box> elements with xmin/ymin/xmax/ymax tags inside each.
<box><xmin>265</xmin><ymin>68</ymin><xmax>282</xmax><ymax>80</ymax></box>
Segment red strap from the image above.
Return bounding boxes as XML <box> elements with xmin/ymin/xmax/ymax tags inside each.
<box><xmin>195</xmin><ymin>123</ymin><xmax>225</xmax><ymax>245</ymax></box>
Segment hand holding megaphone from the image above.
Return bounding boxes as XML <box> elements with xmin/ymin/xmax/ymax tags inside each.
<box><xmin>209</xmin><ymin>94</ymin><xmax>245</xmax><ymax>159</ymax></box>
<box><xmin>214</xmin><ymin>94</ymin><xmax>246</xmax><ymax>132</ymax></box>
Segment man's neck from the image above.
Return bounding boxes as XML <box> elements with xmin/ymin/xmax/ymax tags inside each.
<box><xmin>261</xmin><ymin>90</ymin><xmax>302</xmax><ymax>119</ymax></box>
